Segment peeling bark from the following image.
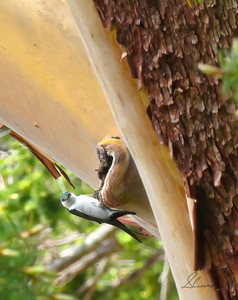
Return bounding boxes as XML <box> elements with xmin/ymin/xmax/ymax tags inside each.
<box><xmin>93</xmin><ymin>0</ymin><xmax>238</xmax><ymax>298</ymax></box>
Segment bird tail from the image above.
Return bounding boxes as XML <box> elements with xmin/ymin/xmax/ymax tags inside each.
<box><xmin>112</xmin><ymin>219</ymin><xmax>142</xmax><ymax>243</ymax></box>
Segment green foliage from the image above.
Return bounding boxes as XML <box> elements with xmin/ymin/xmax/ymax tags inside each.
<box><xmin>0</xmin><ymin>214</ymin><xmax>55</xmax><ymax>299</ymax></box>
<box><xmin>199</xmin><ymin>39</ymin><xmax>238</xmax><ymax>106</ymax></box>
<box><xmin>191</xmin><ymin>0</ymin><xmax>203</xmax><ymax>5</ymax></box>
<box><xmin>0</xmin><ymin>137</ymin><xmax>178</xmax><ymax>300</ymax></box>
<box><xmin>219</xmin><ymin>39</ymin><xmax>238</xmax><ymax>105</ymax></box>
<box><xmin>186</xmin><ymin>0</ymin><xmax>203</xmax><ymax>7</ymax></box>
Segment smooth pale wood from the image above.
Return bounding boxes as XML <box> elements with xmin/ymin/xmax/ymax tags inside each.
<box><xmin>66</xmin><ymin>1</ymin><xmax>217</xmax><ymax>299</ymax></box>
<box><xmin>0</xmin><ymin>0</ymin><xmax>158</xmax><ymax>229</ymax></box>
<box><xmin>0</xmin><ymin>0</ymin><xmax>120</xmax><ymax>188</ymax></box>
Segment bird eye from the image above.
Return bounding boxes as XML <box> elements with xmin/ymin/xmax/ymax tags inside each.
<box><xmin>61</xmin><ymin>192</ymin><xmax>71</xmax><ymax>202</ymax></box>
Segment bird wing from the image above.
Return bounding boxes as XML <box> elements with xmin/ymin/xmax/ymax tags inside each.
<box><xmin>69</xmin><ymin>209</ymin><xmax>103</xmax><ymax>224</ymax></box>
<box><xmin>110</xmin><ymin>219</ymin><xmax>142</xmax><ymax>243</ymax></box>
<box><xmin>69</xmin><ymin>209</ymin><xmax>141</xmax><ymax>243</ymax></box>
<box><xmin>108</xmin><ymin>208</ymin><xmax>136</xmax><ymax>219</ymax></box>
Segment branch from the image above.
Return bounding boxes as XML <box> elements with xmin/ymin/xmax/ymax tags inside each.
<box><xmin>55</xmin><ymin>238</ymin><xmax>119</xmax><ymax>286</ymax></box>
<box><xmin>39</xmin><ymin>232</ymin><xmax>81</xmax><ymax>250</ymax></box>
<box><xmin>159</xmin><ymin>256</ymin><xmax>171</xmax><ymax>300</ymax></box>
<box><xmin>48</xmin><ymin>224</ymin><xmax>116</xmax><ymax>272</ymax></box>
<box><xmin>77</xmin><ymin>257</ymin><xmax>110</xmax><ymax>299</ymax></box>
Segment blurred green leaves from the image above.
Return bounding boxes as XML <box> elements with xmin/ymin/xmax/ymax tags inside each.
<box><xmin>219</xmin><ymin>39</ymin><xmax>238</xmax><ymax>105</ymax></box>
<box><xmin>0</xmin><ymin>214</ymin><xmax>55</xmax><ymax>299</ymax></box>
<box><xmin>199</xmin><ymin>39</ymin><xmax>238</xmax><ymax>106</ymax></box>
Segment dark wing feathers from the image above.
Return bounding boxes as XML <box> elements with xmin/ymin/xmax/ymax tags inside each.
<box><xmin>108</xmin><ymin>209</ymin><xmax>136</xmax><ymax>219</ymax></box>
<box><xmin>69</xmin><ymin>209</ymin><xmax>102</xmax><ymax>224</ymax></box>
<box><xmin>68</xmin><ymin>208</ymin><xmax>141</xmax><ymax>243</ymax></box>
<box><xmin>110</xmin><ymin>219</ymin><xmax>142</xmax><ymax>243</ymax></box>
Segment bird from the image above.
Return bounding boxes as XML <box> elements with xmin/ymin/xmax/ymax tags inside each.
<box><xmin>60</xmin><ymin>192</ymin><xmax>141</xmax><ymax>243</ymax></box>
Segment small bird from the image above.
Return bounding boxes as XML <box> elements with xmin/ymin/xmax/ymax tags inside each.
<box><xmin>60</xmin><ymin>192</ymin><xmax>141</xmax><ymax>243</ymax></box>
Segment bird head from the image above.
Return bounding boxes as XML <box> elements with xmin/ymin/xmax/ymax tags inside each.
<box><xmin>61</xmin><ymin>192</ymin><xmax>71</xmax><ymax>202</ymax></box>
<box><xmin>60</xmin><ymin>192</ymin><xmax>76</xmax><ymax>209</ymax></box>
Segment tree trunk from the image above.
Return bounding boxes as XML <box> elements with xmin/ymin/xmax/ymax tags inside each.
<box><xmin>92</xmin><ymin>0</ymin><xmax>238</xmax><ymax>299</ymax></box>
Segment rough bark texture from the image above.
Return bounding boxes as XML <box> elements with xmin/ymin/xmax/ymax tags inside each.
<box><xmin>93</xmin><ymin>0</ymin><xmax>238</xmax><ymax>299</ymax></box>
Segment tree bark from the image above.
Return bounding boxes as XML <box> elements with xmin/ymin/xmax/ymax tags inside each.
<box><xmin>92</xmin><ymin>0</ymin><xmax>238</xmax><ymax>299</ymax></box>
